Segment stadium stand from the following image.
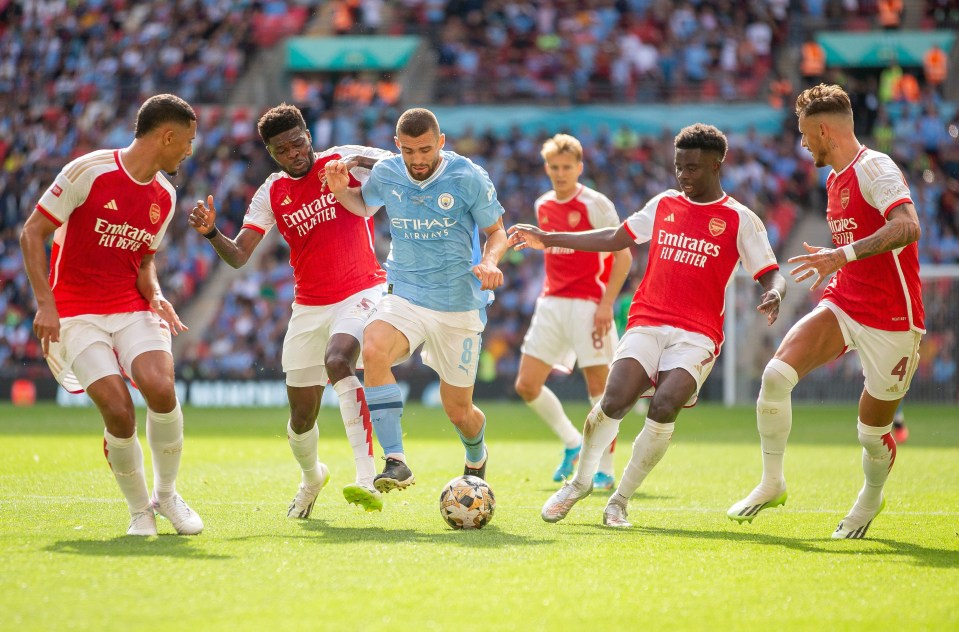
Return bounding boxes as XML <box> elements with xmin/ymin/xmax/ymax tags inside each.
<box><xmin>2</xmin><ymin>1</ymin><xmax>957</xmax><ymax>402</ymax></box>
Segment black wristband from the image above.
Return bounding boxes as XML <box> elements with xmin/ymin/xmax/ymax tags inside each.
<box><xmin>202</xmin><ymin>226</ymin><xmax>219</xmax><ymax>240</ymax></box>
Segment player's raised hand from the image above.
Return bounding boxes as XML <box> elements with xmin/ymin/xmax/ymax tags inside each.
<box><xmin>189</xmin><ymin>195</ymin><xmax>217</xmax><ymax>236</ymax></box>
<box><xmin>507</xmin><ymin>224</ymin><xmax>548</xmax><ymax>251</ymax></box>
<box><xmin>151</xmin><ymin>295</ymin><xmax>188</xmax><ymax>336</ymax></box>
<box><xmin>788</xmin><ymin>241</ymin><xmax>845</xmax><ymax>291</ymax></box>
<box><xmin>473</xmin><ymin>261</ymin><xmax>504</xmax><ymax>291</ymax></box>
<box><xmin>32</xmin><ymin>302</ymin><xmax>61</xmax><ymax>357</ymax></box>
<box><xmin>324</xmin><ymin>160</ymin><xmax>351</xmax><ymax>195</ymax></box>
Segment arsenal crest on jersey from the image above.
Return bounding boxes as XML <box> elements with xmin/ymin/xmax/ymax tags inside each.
<box><xmin>708</xmin><ymin>217</ymin><xmax>726</xmax><ymax>236</ymax></box>
<box><xmin>840</xmin><ymin>188</ymin><xmax>850</xmax><ymax>209</ymax></box>
<box><xmin>149</xmin><ymin>203</ymin><xmax>161</xmax><ymax>224</ymax></box>
<box><xmin>568</xmin><ymin>211</ymin><xmax>581</xmax><ymax>227</ymax></box>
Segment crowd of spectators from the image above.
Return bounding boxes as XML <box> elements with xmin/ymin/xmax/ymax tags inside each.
<box><xmin>1</xmin><ymin>1</ymin><xmax>957</xmax><ymax>402</ymax></box>
<box><xmin>0</xmin><ymin>0</ymin><xmax>320</xmax><ymax>379</ymax></box>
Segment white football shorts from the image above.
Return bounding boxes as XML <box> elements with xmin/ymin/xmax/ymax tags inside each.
<box><xmin>521</xmin><ymin>295</ymin><xmax>618</xmax><ymax>372</ymax></box>
<box><xmin>614</xmin><ymin>324</ymin><xmax>718</xmax><ymax>407</ymax></box>
<box><xmin>283</xmin><ymin>285</ymin><xmax>385</xmax><ymax>387</ymax></box>
<box><xmin>45</xmin><ymin>311</ymin><xmax>173</xmax><ymax>392</ymax></box>
<box><xmin>367</xmin><ymin>294</ymin><xmax>485</xmax><ymax>388</ymax></box>
<box><xmin>819</xmin><ymin>300</ymin><xmax>922</xmax><ymax>401</ymax></box>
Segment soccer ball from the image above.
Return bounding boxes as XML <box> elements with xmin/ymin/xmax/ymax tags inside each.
<box><xmin>439</xmin><ymin>475</ymin><xmax>495</xmax><ymax>530</ymax></box>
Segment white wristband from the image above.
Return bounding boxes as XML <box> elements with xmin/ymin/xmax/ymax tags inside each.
<box><xmin>840</xmin><ymin>244</ymin><xmax>857</xmax><ymax>262</ymax></box>
<box><xmin>767</xmin><ymin>288</ymin><xmax>782</xmax><ymax>303</ymax></box>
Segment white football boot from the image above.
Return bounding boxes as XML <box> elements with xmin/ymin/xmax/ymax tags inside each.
<box><xmin>152</xmin><ymin>493</ymin><xmax>204</xmax><ymax>535</ymax></box>
<box><xmin>287</xmin><ymin>463</ymin><xmax>331</xmax><ymax>519</ymax></box>
<box><xmin>541</xmin><ymin>480</ymin><xmax>592</xmax><ymax>523</ymax></box>
<box><xmin>127</xmin><ymin>509</ymin><xmax>158</xmax><ymax>536</ymax></box>
<box><xmin>602</xmin><ymin>494</ymin><xmax>632</xmax><ymax>529</ymax></box>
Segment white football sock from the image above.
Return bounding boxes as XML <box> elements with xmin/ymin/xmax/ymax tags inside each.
<box><xmin>526</xmin><ymin>386</ymin><xmax>581</xmax><ymax>448</ymax></box>
<box><xmin>104</xmin><ymin>429</ymin><xmax>151</xmax><ymax>514</ymax></box>
<box><xmin>754</xmin><ymin>358</ymin><xmax>797</xmax><ymax>496</ymax></box>
<box><xmin>588</xmin><ymin>394</ymin><xmax>615</xmax><ymax>476</ymax></box>
<box><xmin>571</xmin><ymin>404</ymin><xmax>622</xmax><ymax>489</ymax></box>
<box><xmin>849</xmin><ymin>420</ymin><xmax>896</xmax><ymax>517</ymax></box>
<box><xmin>615</xmin><ymin>419</ymin><xmax>674</xmax><ymax>499</ymax></box>
<box><xmin>287</xmin><ymin>420</ymin><xmax>323</xmax><ymax>486</ymax></box>
<box><xmin>333</xmin><ymin>376</ymin><xmax>376</xmax><ymax>487</ymax></box>
<box><xmin>146</xmin><ymin>401</ymin><xmax>183</xmax><ymax>499</ymax></box>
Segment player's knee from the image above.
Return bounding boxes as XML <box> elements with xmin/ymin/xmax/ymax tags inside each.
<box><xmin>760</xmin><ymin>359</ymin><xmax>799</xmax><ymax>401</ymax></box>
<box><xmin>646</xmin><ymin>399</ymin><xmax>682</xmax><ymax>425</ymax></box>
<box><xmin>323</xmin><ymin>351</ymin><xmax>353</xmax><ymax>383</ymax></box>
<box><xmin>100</xmin><ymin>401</ymin><xmax>136</xmax><ymax>437</ymax></box>
<box><xmin>361</xmin><ymin>340</ymin><xmax>390</xmax><ymax>368</ymax></box>
<box><xmin>514</xmin><ymin>376</ymin><xmax>540</xmax><ymax>402</ymax></box>
<box><xmin>289</xmin><ymin>414</ymin><xmax>315</xmax><ymax>434</ymax></box>
<box><xmin>599</xmin><ymin>392</ymin><xmax>633</xmax><ymax>420</ymax></box>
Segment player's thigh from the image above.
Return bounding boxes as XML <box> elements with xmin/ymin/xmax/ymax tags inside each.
<box><xmin>421</xmin><ymin>314</ymin><xmax>485</xmax><ymax>388</ymax></box>
<box><xmin>855</xmin><ymin>326</ymin><xmax>922</xmax><ymax>408</ymax></box>
<box><xmin>655</xmin><ymin>328</ymin><xmax>717</xmax><ymax>409</ymax></box>
<box><xmin>775</xmin><ymin>304</ymin><xmax>846</xmax><ymax>378</ymax></box>
<box><xmin>364</xmin><ymin>295</ymin><xmax>420</xmax><ymax>364</ymax></box>
<box><xmin>114</xmin><ymin>313</ymin><xmax>176</xmax><ymax>410</ymax></box>
<box><xmin>602</xmin><ymin>357</ymin><xmax>654</xmax><ymax>418</ymax></box>
<box><xmin>648</xmin><ymin>368</ymin><xmax>699</xmax><ymax>423</ymax></box>
<box><xmin>520</xmin><ymin>297</ymin><xmax>576</xmax><ymax>372</ymax></box>
<box><xmin>282</xmin><ymin>303</ymin><xmax>335</xmax><ymax>376</ymax></box>
<box><xmin>568</xmin><ymin>298</ymin><xmax>618</xmax><ymax>372</ymax></box>
<box><xmin>326</xmin><ymin>285</ymin><xmax>385</xmax><ymax>364</ymax></box>
<box><xmin>50</xmin><ymin>315</ymin><xmax>118</xmax><ymax>392</ymax></box>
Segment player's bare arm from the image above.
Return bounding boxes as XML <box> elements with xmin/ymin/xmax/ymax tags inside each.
<box><xmin>595</xmin><ymin>247</ymin><xmax>632</xmax><ymax>337</ymax></box>
<box><xmin>756</xmin><ymin>269</ymin><xmax>787</xmax><ymax>325</ymax></box>
<box><xmin>789</xmin><ymin>203</ymin><xmax>921</xmax><ymax>291</ymax></box>
<box><xmin>189</xmin><ymin>194</ymin><xmax>264</xmax><ymax>268</ymax></box>
<box><xmin>137</xmin><ymin>253</ymin><xmax>187</xmax><ymax>335</ymax></box>
<box><xmin>508</xmin><ymin>223</ymin><xmax>633</xmax><ymax>253</ymax></box>
<box><xmin>19</xmin><ymin>210</ymin><xmax>60</xmax><ymax>356</ymax></box>
<box><xmin>473</xmin><ymin>218</ymin><xmax>507</xmax><ymax>291</ymax></box>
<box><xmin>323</xmin><ymin>160</ymin><xmax>377</xmax><ymax>217</ymax></box>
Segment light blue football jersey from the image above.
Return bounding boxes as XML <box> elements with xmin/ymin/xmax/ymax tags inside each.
<box><xmin>362</xmin><ymin>150</ymin><xmax>505</xmax><ymax>313</ymax></box>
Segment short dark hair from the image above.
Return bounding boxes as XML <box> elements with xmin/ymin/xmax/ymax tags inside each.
<box><xmin>795</xmin><ymin>83</ymin><xmax>853</xmax><ymax>118</ymax></box>
<box><xmin>134</xmin><ymin>94</ymin><xmax>196</xmax><ymax>137</ymax></box>
<box><xmin>257</xmin><ymin>103</ymin><xmax>308</xmax><ymax>144</ymax></box>
<box><xmin>674</xmin><ymin>123</ymin><xmax>728</xmax><ymax>160</ymax></box>
<box><xmin>396</xmin><ymin>108</ymin><xmax>440</xmax><ymax>138</ymax></box>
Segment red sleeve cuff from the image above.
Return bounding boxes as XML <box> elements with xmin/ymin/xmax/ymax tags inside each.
<box><xmin>882</xmin><ymin>198</ymin><xmax>913</xmax><ymax>219</ymax></box>
<box><xmin>36</xmin><ymin>205</ymin><xmax>63</xmax><ymax>227</ymax></box>
<box><xmin>752</xmin><ymin>263</ymin><xmax>780</xmax><ymax>280</ymax></box>
<box><xmin>622</xmin><ymin>221</ymin><xmax>637</xmax><ymax>240</ymax></box>
<box><xmin>242</xmin><ymin>223</ymin><xmax>266</xmax><ymax>235</ymax></box>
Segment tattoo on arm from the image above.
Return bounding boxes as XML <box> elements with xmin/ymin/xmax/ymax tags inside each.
<box><xmin>850</xmin><ymin>219</ymin><xmax>920</xmax><ymax>260</ymax></box>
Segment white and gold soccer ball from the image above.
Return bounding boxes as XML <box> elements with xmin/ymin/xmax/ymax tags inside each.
<box><xmin>439</xmin><ymin>475</ymin><xmax>495</xmax><ymax>530</ymax></box>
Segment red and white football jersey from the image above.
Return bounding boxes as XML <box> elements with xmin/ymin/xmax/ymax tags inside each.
<box><xmin>822</xmin><ymin>147</ymin><xmax>924</xmax><ymax>332</ymax></box>
<box><xmin>243</xmin><ymin>145</ymin><xmax>391</xmax><ymax>305</ymax></box>
<box><xmin>623</xmin><ymin>190</ymin><xmax>778</xmax><ymax>350</ymax></box>
<box><xmin>536</xmin><ymin>184</ymin><xmax>620</xmax><ymax>302</ymax></box>
<box><xmin>36</xmin><ymin>149</ymin><xmax>176</xmax><ymax>317</ymax></box>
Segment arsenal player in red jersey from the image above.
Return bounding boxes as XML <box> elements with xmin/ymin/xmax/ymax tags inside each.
<box><xmin>509</xmin><ymin>123</ymin><xmax>786</xmax><ymax>528</ymax></box>
<box><xmin>189</xmin><ymin>104</ymin><xmax>391</xmax><ymax>516</ymax></box>
<box><xmin>513</xmin><ymin>134</ymin><xmax>632</xmax><ymax>488</ymax></box>
<box><xmin>728</xmin><ymin>84</ymin><xmax>923</xmax><ymax>539</ymax></box>
<box><xmin>20</xmin><ymin>94</ymin><xmax>203</xmax><ymax>536</ymax></box>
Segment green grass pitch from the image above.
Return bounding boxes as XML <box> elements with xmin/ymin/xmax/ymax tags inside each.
<box><xmin>1</xmin><ymin>401</ymin><xmax>957</xmax><ymax>631</ymax></box>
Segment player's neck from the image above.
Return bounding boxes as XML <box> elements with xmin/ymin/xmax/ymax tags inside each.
<box><xmin>119</xmin><ymin>142</ymin><xmax>160</xmax><ymax>184</ymax></box>
<box><xmin>828</xmin><ymin>135</ymin><xmax>863</xmax><ymax>173</ymax></box>
<box><xmin>553</xmin><ymin>183</ymin><xmax>579</xmax><ymax>201</ymax></box>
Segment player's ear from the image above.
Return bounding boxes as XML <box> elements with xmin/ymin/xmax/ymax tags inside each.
<box><xmin>394</xmin><ymin>136</ymin><xmax>401</xmax><ymax>150</ymax></box>
<box><xmin>437</xmin><ymin>133</ymin><xmax>446</xmax><ymax>150</ymax></box>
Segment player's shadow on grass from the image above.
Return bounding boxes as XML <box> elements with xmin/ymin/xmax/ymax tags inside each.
<box><xmin>295</xmin><ymin>517</ymin><xmax>551</xmax><ymax>549</ymax></box>
<box><xmin>631</xmin><ymin>525</ymin><xmax>959</xmax><ymax>569</ymax></box>
<box><xmin>45</xmin><ymin>537</ymin><xmax>231</xmax><ymax>559</ymax></box>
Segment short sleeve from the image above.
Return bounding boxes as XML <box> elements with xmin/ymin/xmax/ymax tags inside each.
<box><xmin>624</xmin><ymin>192</ymin><xmax>672</xmax><ymax>244</ymax></box>
<box><xmin>465</xmin><ymin>161</ymin><xmax>505</xmax><ymax>229</ymax></box>
<box><xmin>736</xmin><ymin>207</ymin><xmax>779</xmax><ymax>279</ymax></box>
<box><xmin>858</xmin><ymin>153</ymin><xmax>913</xmax><ymax>217</ymax></box>
<box><xmin>36</xmin><ymin>171</ymin><xmax>87</xmax><ymax>226</ymax></box>
<box><xmin>242</xmin><ymin>179</ymin><xmax>277</xmax><ymax>235</ymax></box>
<box><xmin>361</xmin><ymin>161</ymin><xmax>389</xmax><ymax>207</ymax></box>
<box><xmin>583</xmin><ymin>190</ymin><xmax>620</xmax><ymax>229</ymax></box>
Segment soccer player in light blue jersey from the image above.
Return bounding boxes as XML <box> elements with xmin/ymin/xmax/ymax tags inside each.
<box><xmin>325</xmin><ymin>108</ymin><xmax>507</xmax><ymax>493</ymax></box>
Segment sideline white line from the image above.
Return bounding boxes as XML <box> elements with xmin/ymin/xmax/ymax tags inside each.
<box><xmin>2</xmin><ymin>496</ymin><xmax>957</xmax><ymax>517</ymax></box>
